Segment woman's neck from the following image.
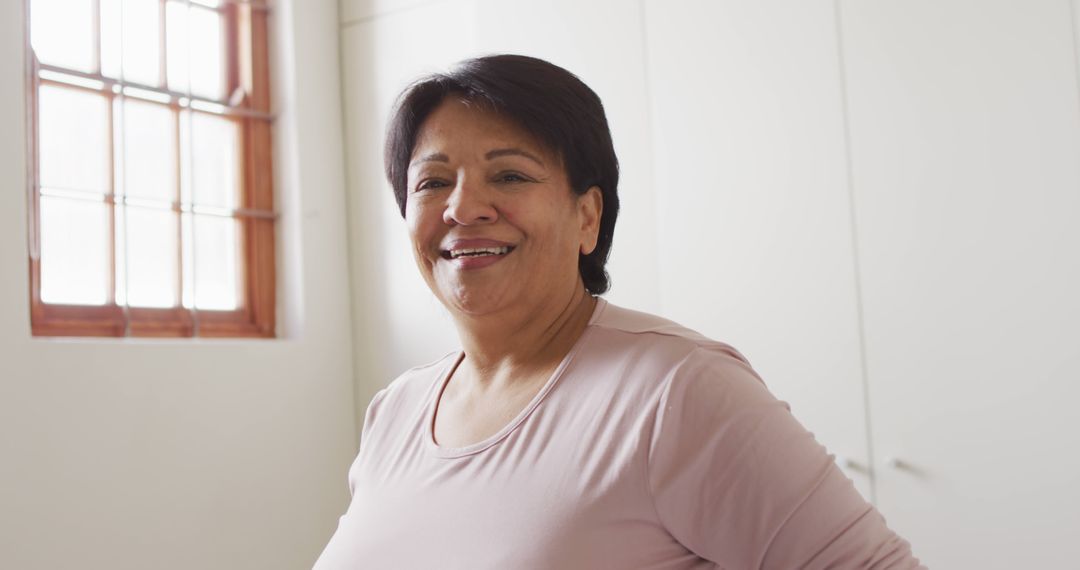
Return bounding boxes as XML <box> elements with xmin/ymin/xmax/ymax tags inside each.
<box><xmin>451</xmin><ymin>285</ymin><xmax>597</xmax><ymax>392</ymax></box>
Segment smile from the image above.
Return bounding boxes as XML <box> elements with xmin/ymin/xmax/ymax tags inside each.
<box><xmin>442</xmin><ymin>246</ymin><xmax>514</xmax><ymax>260</ymax></box>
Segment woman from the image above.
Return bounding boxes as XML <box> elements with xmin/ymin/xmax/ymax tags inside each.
<box><xmin>315</xmin><ymin>54</ymin><xmax>923</xmax><ymax>569</ymax></box>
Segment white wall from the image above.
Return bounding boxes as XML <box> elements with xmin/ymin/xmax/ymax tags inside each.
<box><xmin>0</xmin><ymin>1</ymin><xmax>357</xmax><ymax>569</ymax></box>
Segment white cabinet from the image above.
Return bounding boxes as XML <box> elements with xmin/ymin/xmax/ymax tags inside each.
<box><xmin>643</xmin><ymin>0</ymin><xmax>1080</xmax><ymax>565</ymax></box>
<box><xmin>841</xmin><ymin>0</ymin><xmax>1080</xmax><ymax>567</ymax></box>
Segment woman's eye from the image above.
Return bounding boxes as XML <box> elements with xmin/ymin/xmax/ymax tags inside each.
<box><xmin>416</xmin><ymin>179</ymin><xmax>448</xmax><ymax>191</ymax></box>
<box><xmin>496</xmin><ymin>173</ymin><xmax>529</xmax><ymax>184</ymax></box>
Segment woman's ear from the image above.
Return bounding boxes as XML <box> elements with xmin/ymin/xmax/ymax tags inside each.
<box><xmin>578</xmin><ymin>186</ymin><xmax>603</xmax><ymax>255</ymax></box>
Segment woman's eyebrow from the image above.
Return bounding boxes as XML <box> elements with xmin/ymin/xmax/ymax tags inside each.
<box><xmin>485</xmin><ymin>148</ymin><xmax>545</xmax><ymax>167</ymax></box>
<box><xmin>409</xmin><ymin>152</ymin><xmax>449</xmax><ymax>169</ymax></box>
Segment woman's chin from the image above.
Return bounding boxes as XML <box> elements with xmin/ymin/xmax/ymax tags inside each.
<box><xmin>436</xmin><ymin>281</ymin><xmax>513</xmax><ymax>317</ymax></box>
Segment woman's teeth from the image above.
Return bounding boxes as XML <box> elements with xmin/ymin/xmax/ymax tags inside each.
<box><xmin>448</xmin><ymin>246</ymin><xmax>511</xmax><ymax>259</ymax></box>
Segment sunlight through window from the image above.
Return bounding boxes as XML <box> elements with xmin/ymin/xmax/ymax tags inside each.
<box><xmin>27</xmin><ymin>0</ymin><xmax>277</xmax><ymax>337</ymax></box>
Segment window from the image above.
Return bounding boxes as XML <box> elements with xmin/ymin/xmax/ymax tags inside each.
<box><xmin>26</xmin><ymin>0</ymin><xmax>276</xmax><ymax>337</ymax></box>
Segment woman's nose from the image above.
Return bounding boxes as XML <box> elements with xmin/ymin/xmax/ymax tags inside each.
<box><xmin>443</xmin><ymin>177</ymin><xmax>497</xmax><ymax>226</ymax></box>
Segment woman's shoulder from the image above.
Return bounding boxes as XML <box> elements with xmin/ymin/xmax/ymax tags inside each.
<box><xmin>365</xmin><ymin>350</ymin><xmax>460</xmax><ymax>421</ymax></box>
<box><xmin>588</xmin><ymin>298</ymin><xmax>752</xmax><ymax>368</ymax></box>
<box><xmin>391</xmin><ymin>350</ymin><xmax>460</xmax><ymax>388</ymax></box>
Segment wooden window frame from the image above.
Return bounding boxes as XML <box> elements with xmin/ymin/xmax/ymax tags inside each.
<box><xmin>25</xmin><ymin>0</ymin><xmax>276</xmax><ymax>338</ymax></box>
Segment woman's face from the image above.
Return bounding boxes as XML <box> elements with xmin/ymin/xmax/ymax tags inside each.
<box><xmin>405</xmin><ymin>98</ymin><xmax>602</xmax><ymax>318</ymax></box>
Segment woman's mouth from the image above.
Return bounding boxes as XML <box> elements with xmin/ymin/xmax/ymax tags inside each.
<box><xmin>442</xmin><ymin>246</ymin><xmax>514</xmax><ymax>260</ymax></box>
<box><xmin>440</xmin><ymin>245</ymin><xmax>515</xmax><ymax>269</ymax></box>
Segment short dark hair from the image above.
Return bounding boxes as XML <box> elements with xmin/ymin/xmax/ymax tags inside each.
<box><xmin>384</xmin><ymin>54</ymin><xmax>620</xmax><ymax>295</ymax></box>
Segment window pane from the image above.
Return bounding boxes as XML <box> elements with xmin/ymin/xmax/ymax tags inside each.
<box><xmin>167</xmin><ymin>4</ymin><xmax>225</xmax><ymax>100</ymax></box>
<box><xmin>100</xmin><ymin>0</ymin><xmax>120</xmax><ymax>78</ymax></box>
<box><xmin>31</xmin><ymin>0</ymin><xmax>95</xmax><ymax>72</ymax></box>
<box><xmin>189</xmin><ymin>6</ymin><xmax>225</xmax><ymax>100</ymax></box>
<box><xmin>102</xmin><ymin>0</ymin><xmax>161</xmax><ymax>83</ymax></box>
<box><xmin>122</xmin><ymin>98</ymin><xmax>176</xmax><ymax>202</ymax></box>
<box><xmin>121</xmin><ymin>0</ymin><xmax>161</xmax><ymax>86</ymax></box>
<box><xmin>116</xmin><ymin>205</ymin><xmax>178</xmax><ymax>308</ymax></box>
<box><xmin>189</xmin><ymin>112</ymin><xmax>239</xmax><ymax>209</ymax></box>
<box><xmin>40</xmin><ymin>196</ymin><xmax>110</xmax><ymax>305</ymax></box>
<box><xmin>39</xmin><ymin>85</ymin><xmax>110</xmax><ymax>194</ymax></box>
<box><xmin>185</xmin><ymin>214</ymin><xmax>240</xmax><ymax>310</ymax></box>
<box><xmin>181</xmin><ymin>212</ymin><xmax>193</xmax><ymax>308</ymax></box>
<box><xmin>165</xmin><ymin>2</ymin><xmax>189</xmax><ymax>94</ymax></box>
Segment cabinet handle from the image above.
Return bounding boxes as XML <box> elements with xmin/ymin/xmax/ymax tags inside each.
<box><xmin>834</xmin><ymin>455</ymin><xmax>868</xmax><ymax>474</ymax></box>
<box><xmin>885</xmin><ymin>457</ymin><xmax>909</xmax><ymax>470</ymax></box>
<box><xmin>882</xmin><ymin>456</ymin><xmax>929</xmax><ymax>477</ymax></box>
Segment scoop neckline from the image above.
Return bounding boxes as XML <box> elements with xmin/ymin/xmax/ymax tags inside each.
<box><xmin>424</xmin><ymin>297</ymin><xmax>608</xmax><ymax>459</ymax></box>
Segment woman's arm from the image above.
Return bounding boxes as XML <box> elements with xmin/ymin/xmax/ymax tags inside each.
<box><xmin>647</xmin><ymin>347</ymin><xmax>925</xmax><ymax>569</ymax></box>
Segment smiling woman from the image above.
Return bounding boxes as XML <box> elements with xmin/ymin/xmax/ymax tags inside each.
<box><xmin>314</xmin><ymin>55</ymin><xmax>925</xmax><ymax>569</ymax></box>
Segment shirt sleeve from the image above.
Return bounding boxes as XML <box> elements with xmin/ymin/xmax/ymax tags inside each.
<box><xmin>646</xmin><ymin>347</ymin><xmax>925</xmax><ymax>569</ymax></box>
<box><xmin>347</xmin><ymin>387</ymin><xmax>389</xmax><ymax>497</ymax></box>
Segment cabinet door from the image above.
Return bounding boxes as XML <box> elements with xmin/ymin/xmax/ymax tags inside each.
<box><xmin>645</xmin><ymin>0</ymin><xmax>874</xmax><ymax>500</ymax></box>
<box><xmin>842</xmin><ymin>1</ymin><xmax>1080</xmax><ymax>567</ymax></box>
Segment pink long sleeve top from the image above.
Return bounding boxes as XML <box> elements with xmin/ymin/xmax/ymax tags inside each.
<box><xmin>314</xmin><ymin>298</ymin><xmax>924</xmax><ymax>569</ymax></box>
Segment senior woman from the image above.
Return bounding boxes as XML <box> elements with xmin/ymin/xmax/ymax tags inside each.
<box><xmin>315</xmin><ymin>55</ymin><xmax>923</xmax><ymax>569</ymax></box>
